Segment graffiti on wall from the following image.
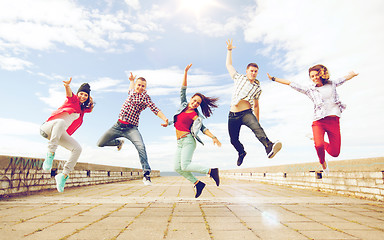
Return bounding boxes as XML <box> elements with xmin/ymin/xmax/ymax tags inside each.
<box><xmin>1</xmin><ymin>156</ymin><xmax>46</xmax><ymax>193</ymax></box>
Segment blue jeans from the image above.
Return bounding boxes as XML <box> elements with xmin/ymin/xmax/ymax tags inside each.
<box><xmin>228</xmin><ymin>109</ymin><xmax>272</xmax><ymax>154</ymax></box>
<box><xmin>174</xmin><ymin>134</ymin><xmax>209</xmax><ymax>183</ymax></box>
<box><xmin>97</xmin><ymin>121</ymin><xmax>150</xmax><ymax>173</ymax></box>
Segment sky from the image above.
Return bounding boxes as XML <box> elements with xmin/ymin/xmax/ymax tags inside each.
<box><xmin>1</xmin><ymin>0</ymin><xmax>383</xmax><ymax>172</ymax></box>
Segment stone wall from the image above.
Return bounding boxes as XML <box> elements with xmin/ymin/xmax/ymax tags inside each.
<box><xmin>221</xmin><ymin>157</ymin><xmax>384</xmax><ymax>201</ymax></box>
<box><xmin>0</xmin><ymin>155</ymin><xmax>160</xmax><ymax>197</ymax></box>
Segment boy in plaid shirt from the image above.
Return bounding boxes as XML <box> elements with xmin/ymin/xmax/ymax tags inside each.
<box><xmin>97</xmin><ymin>73</ymin><xmax>168</xmax><ymax>185</ymax></box>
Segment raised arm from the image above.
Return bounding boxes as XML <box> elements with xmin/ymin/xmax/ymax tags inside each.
<box><xmin>226</xmin><ymin>39</ymin><xmax>237</xmax><ymax>78</ymax></box>
<box><xmin>128</xmin><ymin>72</ymin><xmax>136</xmax><ymax>90</ymax></box>
<box><xmin>267</xmin><ymin>73</ymin><xmax>291</xmax><ymax>85</ymax></box>
<box><xmin>182</xmin><ymin>64</ymin><xmax>192</xmax><ymax>87</ymax></box>
<box><xmin>63</xmin><ymin>77</ymin><xmax>73</xmax><ymax>98</ymax></box>
<box><xmin>344</xmin><ymin>71</ymin><xmax>359</xmax><ymax>81</ymax></box>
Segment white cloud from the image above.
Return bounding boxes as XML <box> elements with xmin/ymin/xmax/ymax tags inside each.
<box><xmin>124</xmin><ymin>0</ymin><xmax>141</xmax><ymax>10</ymax></box>
<box><xmin>0</xmin><ymin>118</ymin><xmax>40</xmax><ymax>136</ymax></box>
<box><xmin>0</xmin><ymin>54</ymin><xmax>32</xmax><ymax>70</ymax></box>
<box><xmin>245</xmin><ymin>0</ymin><xmax>384</xmax><ymax>72</ymax></box>
<box><xmin>0</xmin><ymin>0</ymin><xmax>167</xmax><ymax>56</ymax></box>
<box><xmin>89</xmin><ymin>77</ymin><xmax>123</xmax><ymax>92</ymax></box>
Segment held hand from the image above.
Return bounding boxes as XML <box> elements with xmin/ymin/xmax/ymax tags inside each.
<box><xmin>185</xmin><ymin>63</ymin><xmax>192</xmax><ymax>72</ymax></box>
<box><xmin>345</xmin><ymin>71</ymin><xmax>359</xmax><ymax>80</ymax></box>
<box><xmin>129</xmin><ymin>72</ymin><xmax>136</xmax><ymax>82</ymax></box>
<box><xmin>161</xmin><ymin>119</ymin><xmax>169</xmax><ymax>127</ymax></box>
<box><xmin>213</xmin><ymin>138</ymin><xmax>221</xmax><ymax>147</ymax></box>
<box><xmin>63</xmin><ymin>77</ymin><xmax>72</xmax><ymax>87</ymax></box>
<box><xmin>226</xmin><ymin>39</ymin><xmax>236</xmax><ymax>51</ymax></box>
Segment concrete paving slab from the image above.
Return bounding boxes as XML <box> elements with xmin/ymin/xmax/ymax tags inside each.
<box><xmin>1</xmin><ymin>176</ymin><xmax>383</xmax><ymax>240</ymax></box>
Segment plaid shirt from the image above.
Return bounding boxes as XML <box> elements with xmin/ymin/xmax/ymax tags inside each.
<box><xmin>290</xmin><ymin>78</ymin><xmax>347</xmax><ymax>121</ymax></box>
<box><xmin>231</xmin><ymin>72</ymin><xmax>262</xmax><ymax>107</ymax></box>
<box><xmin>119</xmin><ymin>89</ymin><xmax>160</xmax><ymax>126</ymax></box>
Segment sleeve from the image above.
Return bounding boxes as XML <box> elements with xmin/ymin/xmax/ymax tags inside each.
<box><xmin>232</xmin><ymin>72</ymin><xmax>241</xmax><ymax>82</ymax></box>
<box><xmin>67</xmin><ymin>93</ymin><xmax>78</xmax><ymax>102</ymax></box>
<box><xmin>332</xmin><ymin>78</ymin><xmax>348</xmax><ymax>87</ymax></box>
<box><xmin>200</xmin><ymin>123</ymin><xmax>208</xmax><ymax>133</ymax></box>
<box><xmin>146</xmin><ymin>95</ymin><xmax>161</xmax><ymax>115</ymax></box>
<box><xmin>180</xmin><ymin>86</ymin><xmax>187</xmax><ymax>104</ymax></box>
<box><xmin>289</xmin><ymin>81</ymin><xmax>309</xmax><ymax>94</ymax></box>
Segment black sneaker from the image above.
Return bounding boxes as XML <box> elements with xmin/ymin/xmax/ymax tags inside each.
<box><xmin>209</xmin><ymin>168</ymin><xmax>220</xmax><ymax>186</ymax></box>
<box><xmin>194</xmin><ymin>181</ymin><xmax>206</xmax><ymax>198</ymax></box>
<box><xmin>117</xmin><ymin>139</ymin><xmax>124</xmax><ymax>151</ymax></box>
<box><xmin>237</xmin><ymin>151</ymin><xmax>247</xmax><ymax>166</ymax></box>
<box><xmin>266</xmin><ymin>141</ymin><xmax>282</xmax><ymax>159</ymax></box>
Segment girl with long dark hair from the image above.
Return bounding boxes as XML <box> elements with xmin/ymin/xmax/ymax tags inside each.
<box><xmin>165</xmin><ymin>64</ymin><xmax>221</xmax><ymax>198</ymax></box>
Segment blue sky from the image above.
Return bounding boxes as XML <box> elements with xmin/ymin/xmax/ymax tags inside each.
<box><xmin>1</xmin><ymin>0</ymin><xmax>383</xmax><ymax>172</ymax></box>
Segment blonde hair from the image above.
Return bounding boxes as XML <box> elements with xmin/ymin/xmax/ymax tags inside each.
<box><xmin>309</xmin><ymin>64</ymin><xmax>329</xmax><ymax>84</ymax></box>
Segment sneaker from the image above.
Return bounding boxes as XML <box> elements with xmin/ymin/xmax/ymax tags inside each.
<box><xmin>266</xmin><ymin>141</ymin><xmax>282</xmax><ymax>159</ymax></box>
<box><xmin>117</xmin><ymin>139</ymin><xmax>124</xmax><ymax>151</ymax></box>
<box><xmin>194</xmin><ymin>181</ymin><xmax>206</xmax><ymax>198</ymax></box>
<box><xmin>237</xmin><ymin>151</ymin><xmax>247</xmax><ymax>166</ymax></box>
<box><xmin>209</xmin><ymin>168</ymin><xmax>220</xmax><ymax>186</ymax></box>
<box><xmin>143</xmin><ymin>176</ymin><xmax>152</xmax><ymax>186</ymax></box>
<box><xmin>43</xmin><ymin>152</ymin><xmax>55</xmax><ymax>171</ymax></box>
<box><xmin>323</xmin><ymin>157</ymin><xmax>330</xmax><ymax>176</ymax></box>
<box><xmin>55</xmin><ymin>173</ymin><xmax>68</xmax><ymax>193</ymax></box>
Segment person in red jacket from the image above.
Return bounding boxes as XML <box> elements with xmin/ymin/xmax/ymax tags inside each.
<box><xmin>40</xmin><ymin>77</ymin><xmax>94</xmax><ymax>192</ymax></box>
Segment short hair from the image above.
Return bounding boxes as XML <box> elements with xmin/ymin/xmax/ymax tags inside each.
<box><xmin>309</xmin><ymin>64</ymin><xmax>330</xmax><ymax>84</ymax></box>
<box><xmin>247</xmin><ymin>63</ymin><xmax>259</xmax><ymax>70</ymax></box>
<box><xmin>137</xmin><ymin>77</ymin><xmax>146</xmax><ymax>82</ymax></box>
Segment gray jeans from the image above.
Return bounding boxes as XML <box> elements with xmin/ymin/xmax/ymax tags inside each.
<box><xmin>228</xmin><ymin>109</ymin><xmax>272</xmax><ymax>154</ymax></box>
<box><xmin>97</xmin><ymin>121</ymin><xmax>151</xmax><ymax>174</ymax></box>
<box><xmin>40</xmin><ymin>119</ymin><xmax>82</xmax><ymax>175</ymax></box>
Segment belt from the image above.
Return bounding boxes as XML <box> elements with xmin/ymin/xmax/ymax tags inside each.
<box><xmin>229</xmin><ymin>109</ymin><xmax>252</xmax><ymax>117</ymax></box>
<box><xmin>116</xmin><ymin>120</ymin><xmax>134</xmax><ymax>128</ymax></box>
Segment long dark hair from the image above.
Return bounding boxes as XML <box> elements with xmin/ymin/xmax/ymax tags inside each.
<box><xmin>80</xmin><ymin>98</ymin><xmax>91</xmax><ymax>110</ymax></box>
<box><xmin>192</xmin><ymin>93</ymin><xmax>219</xmax><ymax>118</ymax></box>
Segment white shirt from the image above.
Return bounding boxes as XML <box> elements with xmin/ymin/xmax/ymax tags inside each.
<box><xmin>52</xmin><ymin>112</ymin><xmax>80</xmax><ymax>130</ymax></box>
<box><xmin>231</xmin><ymin>72</ymin><xmax>262</xmax><ymax>107</ymax></box>
<box><xmin>317</xmin><ymin>84</ymin><xmax>341</xmax><ymax>117</ymax></box>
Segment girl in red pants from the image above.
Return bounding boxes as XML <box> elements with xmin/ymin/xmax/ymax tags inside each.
<box><xmin>267</xmin><ymin>65</ymin><xmax>358</xmax><ymax>175</ymax></box>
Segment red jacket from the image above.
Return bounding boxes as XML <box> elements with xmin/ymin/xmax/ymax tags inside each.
<box><xmin>47</xmin><ymin>94</ymin><xmax>91</xmax><ymax>135</ymax></box>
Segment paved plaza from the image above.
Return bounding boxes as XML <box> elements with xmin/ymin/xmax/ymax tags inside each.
<box><xmin>1</xmin><ymin>176</ymin><xmax>383</xmax><ymax>240</ymax></box>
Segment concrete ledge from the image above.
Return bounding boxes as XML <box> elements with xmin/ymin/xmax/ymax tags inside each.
<box><xmin>0</xmin><ymin>155</ymin><xmax>160</xmax><ymax>197</ymax></box>
<box><xmin>221</xmin><ymin>157</ymin><xmax>384</xmax><ymax>202</ymax></box>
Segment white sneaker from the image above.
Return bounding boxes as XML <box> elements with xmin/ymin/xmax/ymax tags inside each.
<box><xmin>323</xmin><ymin>157</ymin><xmax>330</xmax><ymax>176</ymax></box>
<box><xmin>143</xmin><ymin>176</ymin><xmax>152</xmax><ymax>186</ymax></box>
<box><xmin>267</xmin><ymin>141</ymin><xmax>282</xmax><ymax>159</ymax></box>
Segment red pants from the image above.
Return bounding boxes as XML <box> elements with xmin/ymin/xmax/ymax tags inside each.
<box><xmin>312</xmin><ymin>116</ymin><xmax>341</xmax><ymax>164</ymax></box>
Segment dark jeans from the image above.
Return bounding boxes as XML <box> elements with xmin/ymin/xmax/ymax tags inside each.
<box><xmin>97</xmin><ymin>121</ymin><xmax>151</xmax><ymax>173</ymax></box>
<box><xmin>228</xmin><ymin>109</ymin><xmax>271</xmax><ymax>154</ymax></box>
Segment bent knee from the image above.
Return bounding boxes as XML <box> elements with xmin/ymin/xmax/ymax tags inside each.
<box><xmin>73</xmin><ymin>144</ymin><xmax>82</xmax><ymax>154</ymax></box>
<box><xmin>174</xmin><ymin>167</ymin><xmax>182</xmax><ymax>173</ymax></box>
